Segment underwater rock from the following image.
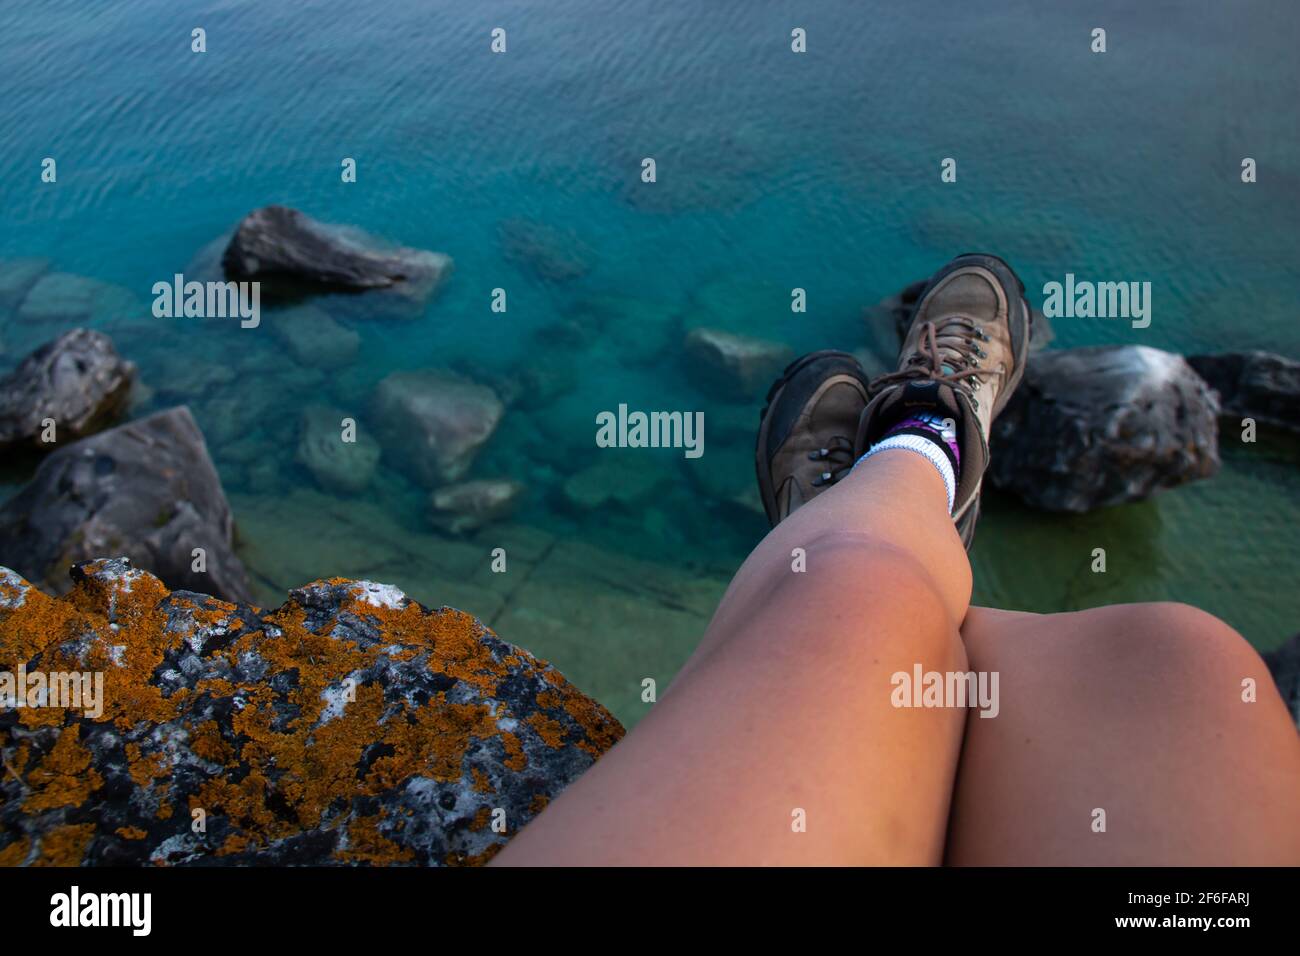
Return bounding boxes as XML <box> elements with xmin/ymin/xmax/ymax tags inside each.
<box><xmin>563</xmin><ymin>456</ymin><xmax>667</xmax><ymax>511</ymax></box>
<box><xmin>15</xmin><ymin>272</ymin><xmax>141</xmax><ymax>326</ymax></box>
<box><xmin>221</xmin><ymin>205</ymin><xmax>452</xmax><ymax>307</ymax></box>
<box><xmin>683</xmin><ymin>327</ymin><xmax>794</xmax><ymax>401</ymax></box>
<box><xmin>0</xmin><ymin>257</ymin><xmax>50</xmax><ymax>312</ymax></box>
<box><xmin>1187</xmin><ymin>351</ymin><xmax>1300</xmax><ymax>434</ymax></box>
<box><xmin>0</xmin><ymin>329</ymin><xmax>136</xmax><ymax>452</ymax></box>
<box><xmin>0</xmin><ymin>407</ymin><xmax>252</xmax><ymax>603</ymax></box>
<box><xmin>0</xmin><ymin>557</ymin><xmax>623</xmax><ymax>866</ymax></box>
<box><xmin>371</xmin><ymin>370</ymin><xmax>505</xmax><ymax>487</ymax></box>
<box><xmin>296</xmin><ymin>404</ymin><xmax>380</xmax><ymax>494</ymax></box>
<box><xmin>498</xmin><ymin>218</ymin><xmax>594</xmax><ymax>282</ymax></box>
<box><xmin>989</xmin><ymin>346</ymin><xmax>1220</xmax><ymax>512</ymax></box>
<box><xmin>268</xmin><ymin>304</ymin><xmax>361</xmax><ymax>370</ymax></box>
<box><xmin>430</xmin><ymin>479</ymin><xmax>525</xmax><ymax>534</ymax></box>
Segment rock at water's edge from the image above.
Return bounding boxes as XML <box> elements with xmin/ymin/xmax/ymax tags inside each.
<box><xmin>0</xmin><ymin>329</ymin><xmax>136</xmax><ymax>451</ymax></box>
<box><xmin>990</xmin><ymin>345</ymin><xmax>1220</xmax><ymax>512</ymax></box>
<box><xmin>1187</xmin><ymin>351</ymin><xmax>1300</xmax><ymax>434</ymax></box>
<box><xmin>0</xmin><ymin>406</ymin><xmax>252</xmax><ymax>603</ymax></box>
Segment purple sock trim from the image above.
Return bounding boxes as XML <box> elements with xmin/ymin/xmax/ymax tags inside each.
<box><xmin>884</xmin><ymin>414</ymin><xmax>961</xmax><ymax>467</ymax></box>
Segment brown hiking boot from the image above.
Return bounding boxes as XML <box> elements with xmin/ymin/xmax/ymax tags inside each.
<box><xmin>755</xmin><ymin>350</ymin><xmax>871</xmax><ymax>526</ymax></box>
<box><xmin>855</xmin><ymin>253</ymin><xmax>1032</xmax><ymax>548</ymax></box>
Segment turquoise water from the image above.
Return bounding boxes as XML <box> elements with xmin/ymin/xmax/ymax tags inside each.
<box><xmin>2</xmin><ymin>0</ymin><xmax>1298</xmax><ymax>716</ymax></box>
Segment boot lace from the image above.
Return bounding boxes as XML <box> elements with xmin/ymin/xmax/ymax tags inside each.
<box><xmin>869</xmin><ymin>315</ymin><xmax>999</xmax><ymax>411</ymax></box>
<box><xmin>807</xmin><ymin>435</ymin><xmax>855</xmax><ymax>487</ymax></box>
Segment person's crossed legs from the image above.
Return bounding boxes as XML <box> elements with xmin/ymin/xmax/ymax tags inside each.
<box><xmin>496</xmin><ymin>254</ymin><xmax>1300</xmax><ymax>866</ymax></box>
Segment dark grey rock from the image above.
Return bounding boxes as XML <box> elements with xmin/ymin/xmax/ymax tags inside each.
<box><xmin>0</xmin><ymin>407</ymin><xmax>252</xmax><ymax>603</ymax></box>
<box><xmin>989</xmin><ymin>346</ymin><xmax>1220</xmax><ymax>512</ymax></box>
<box><xmin>1263</xmin><ymin>633</ymin><xmax>1300</xmax><ymax>731</ymax></box>
<box><xmin>1187</xmin><ymin>351</ymin><xmax>1300</xmax><ymax>433</ymax></box>
<box><xmin>0</xmin><ymin>329</ymin><xmax>136</xmax><ymax>452</ymax></box>
<box><xmin>0</xmin><ymin>557</ymin><xmax>623</xmax><ymax>866</ymax></box>
<box><xmin>221</xmin><ymin>205</ymin><xmax>451</xmax><ymax>309</ymax></box>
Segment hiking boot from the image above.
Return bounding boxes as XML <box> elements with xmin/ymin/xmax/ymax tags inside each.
<box><xmin>756</xmin><ymin>350</ymin><xmax>871</xmax><ymax>526</ymax></box>
<box><xmin>855</xmin><ymin>253</ymin><xmax>1032</xmax><ymax>548</ymax></box>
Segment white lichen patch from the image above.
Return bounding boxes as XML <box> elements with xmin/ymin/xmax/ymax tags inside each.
<box><xmin>317</xmin><ymin>670</ymin><xmax>364</xmax><ymax>724</ymax></box>
<box><xmin>350</xmin><ymin>581</ymin><xmax>408</xmax><ymax>609</ymax></box>
<box><xmin>0</xmin><ymin>567</ymin><xmax>29</xmax><ymax>609</ymax></box>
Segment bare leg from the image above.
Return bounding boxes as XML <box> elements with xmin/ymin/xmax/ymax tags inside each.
<box><xmin>948</xmin><ymin>605</ymin><xmax>1300</xmax><ymax>865</ymax></box>
<box><xmin>495</xmin><ymin>450</ymin><xmax>971</xmax><ymax>865</ymax></box>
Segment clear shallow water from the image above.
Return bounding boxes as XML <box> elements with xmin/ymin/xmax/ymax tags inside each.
<box><xmin>2</xmin><ymin>0</ymin><xmax>1298</xmax><ymax>721</ymax></box>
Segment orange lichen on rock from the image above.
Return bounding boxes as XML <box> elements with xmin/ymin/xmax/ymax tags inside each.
<box><xmin>0</xmin><ymin>559</ymin><xmax>624</xmax><ymax>866</ymax></box>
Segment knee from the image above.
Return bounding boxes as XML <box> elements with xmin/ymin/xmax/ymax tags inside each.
<box><xmin>1057</xmin><ymin>601</ymin><xmax>1263</xmax><ymax>690</ymax></box>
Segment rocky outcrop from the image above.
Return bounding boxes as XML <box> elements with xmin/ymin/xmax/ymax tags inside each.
<box><xmin>0</xmin><ymin>558</ymin><xmax>623</xmax><ymax>866</ymax></box>
<box><xmin>1187</xmin><ymin>351</ymin><xmax>1300</xmax><ymax>434</ymax></box>
<box><xmin>221</xmin><ymin>206</ymin><xmax>452</xmax><ymax>307</ymax></box>
<box><xmin>0</xmin><ymin>407</ymin><xmax>252</xmax><ymax>603</ymax></box>
<box><xmin>683</xmin><ymin>327</ymin><xmax>794</xmax><ymax>401</ymax></box>
<box><xmin>370</xmin><ymin>371</ymin><xmax>504</xmax><ymax>487</ymax></box>
<box><xmin>296</xmin><ymin>405</ymin><xmax>380</xmax><ymax>494</ymax></box>
<box><xmin>989</xmin><ymin>346</ymin><xmax>1220</xmax><ymax>512</ymax></box>
<box><xmin>0</xmin><ymin>330</ymin><xmax>136</xmax><ymax>451</ymax></box>
<box><xmin>430</xmin><ymin>479</ymin><xmax>524</xmax><ymax>534</ymax></box>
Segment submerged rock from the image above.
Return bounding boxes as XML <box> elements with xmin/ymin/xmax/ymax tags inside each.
<box><xmin>296</xmin><ymin>404</ymin><xmax>380</xmax><ymax>494</ymax></box>
<box><xmin>268</xmin><ymin>304</ymin><xmax>361</xmax><ymax>370</ymax></box>
<box><xmin>0</xmin><ymin>407</ymin><xmax>252</xmax><ymax>603</ymax></box>
<box><xmin>0</xmin><ymin>558</ymin><xmax>623</xmax><ymax>866</ymax></box>
<box><xmin>15</xmin><ymin>272</ymin><xmax>141</xmax><ymax>325</ymax></box>
<box><xmin>498</xmin><ymin>218</ymin><xmax>594</xmax><ymax>282</ymax></box>
<box><xmin>0</xmin><ymin>257</ymin><xmax>50</xmax><ymax>312</ymax></box>
<box><xmin>563</xmin><ymin>456</ymin><xmax>667</xmax><ymax>511</ymax></box>
<box><xmin>370</xmin><ymin>370</ymin><xmax>504</xmax><ymax>487</ymax></box>
<box><xmin>430</xmin><ymin>479</ymin><xmax>525</xmax><ymax>535</ymax></box>
<box><xmin>684</xmin><ymin>327</ymin><xmax>793</xmax><ymax>401</ymax></box>
<box><xmin>1187</xmin><ymin>351</ymin><xmax>1300</xmax><ymax>434</ymax></box>
<box><xmin>221</xmin><ymin>205</ymin><xmax>452</xmax><ymax>309</ymax></box>
<box><xmin>0</xmin><ymin>329</ymin><xmax>136</xmax><ymax>451</ymax></box>
<box><xmin>989</xmin><ymin>346</ymin><xmax>1220</xmax><ymax>512</ymax></box>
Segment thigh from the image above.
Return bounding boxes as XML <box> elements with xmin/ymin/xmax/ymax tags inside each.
<box><xmin>947</xmin><ymin>604</ymin><xmax>1300</xmax><ymax>865</ymax></box>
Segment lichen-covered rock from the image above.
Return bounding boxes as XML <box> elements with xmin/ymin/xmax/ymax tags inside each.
<box><xmin>683</xmin><ymin>327</ymin><xmax>794</xmax><ymax>401</ymax></box>
<box><xmin>296</xmin><ymin>404</ymin><xmax>380</xmax><ymax>494</ymax></box>
<box><xmin>0</xmin><ymin>407</ymin><xmax>252</xmax><ymax>604</ymax></box>
<box><xmin>0</xmin><ymin>329</ymin><xmax>136</xmax><ymax>452</ymax></box>
<box><xmin>989</xmin><ymin>345</ymin><xmax>1220</xmax><ymax>512</ymax></box>
<box><xmin>370</xmin><ymin>370</ymin><xmax>504</xmax><ymax>487</ymax></box>
<box><xmin>221</xmin><ymin>206</ymin><xmax>452</xmax><ymax>312</ymax></box>
<box><xmin>0</xmin><ymin>558</ymin><xmax>622</xmax><ymax>866</ymax></box>
<box><xmin>1187</xmin><ymin>351</ymin><xmax>1300</xmax><ymax>434</ymax></box>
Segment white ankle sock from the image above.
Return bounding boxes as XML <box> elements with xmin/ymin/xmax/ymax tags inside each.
<box><xmin>853</xmin><ymin>434</ymin><xmax>956</xmax><ymax>514</ymax></box>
